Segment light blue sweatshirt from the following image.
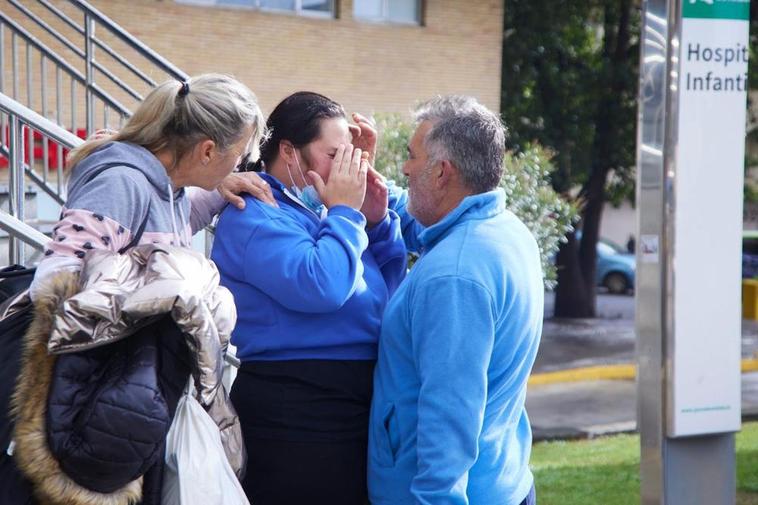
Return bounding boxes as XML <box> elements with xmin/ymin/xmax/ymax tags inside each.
<box><xmin>211</xmin><ymin>173</ymin><xmax>407</xmax><ymax>361</ymax></box>
<box><xmin>369</xmin><ymin>188</ymin><xmax>543</xmax><ymax>505</ymax></box>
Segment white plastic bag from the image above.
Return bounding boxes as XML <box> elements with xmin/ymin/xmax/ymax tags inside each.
<box><xmin>222</xmin><ymin>344</ymin><xmax>239</xmax><ymax>392</ymax></box>
<box><xmin>161</xmin><ymin>385</ymin><xmax>250</xmax><ymax>505</ymax></box>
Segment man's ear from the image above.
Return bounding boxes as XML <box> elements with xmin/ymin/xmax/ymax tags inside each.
<box><xmin>436</xmin><ymin>159</ymin><xmax>457</xmax><ymax>190</ymax></box>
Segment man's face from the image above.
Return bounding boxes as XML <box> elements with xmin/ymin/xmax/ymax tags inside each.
<box><xmin>403</xmin><ymin>121</ymin><xmax>440</xmax><ymax>227</ymax></box>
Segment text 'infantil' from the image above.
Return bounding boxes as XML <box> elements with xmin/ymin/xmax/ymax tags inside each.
<box><xmin>685</xmin><ymin>43</ymin><xmax>749</xmax><ymax>93</ymax></box>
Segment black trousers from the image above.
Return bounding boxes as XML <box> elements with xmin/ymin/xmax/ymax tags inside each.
<box><xmin>231</xmin><ymin>359</ymin><xmax>375</xmax><ymax>505</ymax></box>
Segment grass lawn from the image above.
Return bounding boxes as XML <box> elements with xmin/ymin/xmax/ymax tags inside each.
<box><xmin>530</xmin><ymin>421</ymin><xmax>758</xmax><ymax>504</ymax></box>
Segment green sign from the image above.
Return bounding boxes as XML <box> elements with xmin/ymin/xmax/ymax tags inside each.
<box><xmin>683</xmin><ymin>0</ymin><xmax>750</xmax><ymax>20</ymax></box>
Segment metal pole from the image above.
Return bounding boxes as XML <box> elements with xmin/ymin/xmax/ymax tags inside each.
<box><xmin>0</xmin><ymin>24</ymin><xmax>5</xmax><ymax>152</ymax></box>
<box><xmin>637</xmin><ymin>1</ymin><xmax>742</xmax><ymax>503</ymax></box>
<box><xmin>71</xmin><ymin>78</ymin><xmax>77</xmax><ymax>137</ymax></box>
<box><xmin>636</xmin><ymin>1</ymin><xmax>669</xmax><ymax>502</ymax></box>
<box><xmin>0</xmin><ymin>23</ymin><xmax>5</xmax><ymax>95</ymax></box>
<box><xmin>8</xmin><ymin>115</ymin><xmax>24</xmax><ymax>264</ymax></box>
<box><xmin>25</xmin><ymin>41</ymin><xmax>32</xmax><ymax>109</ymax></box>
<box><xmin>84</xmin><ymin>13</ymin><xmax>94</xmax><ymax>136</ymax></box>
<box><xmin>56</xmin><ymin>67</ymin><xmax>63</xmax><ymax>195</ymax></box>
<box><xmin>25</xmin><ymin>44</ymin><xmax>33</xmax><ymax>172</ymax></box>
<box><xmin>12</xmin><ymin>33</ymin><xmax>18</xmax><ymax>100</ymax></box>
<box><xmin>41</xmin><ymin>56</ymin><xmax>49</xmax><ymax>182</ymax></box>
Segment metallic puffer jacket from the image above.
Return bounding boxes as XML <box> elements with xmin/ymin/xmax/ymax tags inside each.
<box><xmin>12</xmin><ymin>244</ymin><xmax>243</xmax><ymax>505</ymax></box>
<box><xmin>49</xmin><ymin>244</ymin><xmax>236</xmax><ymax>407</ymax></box>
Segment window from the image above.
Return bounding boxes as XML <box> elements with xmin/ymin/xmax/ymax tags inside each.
<box><xmin>353</xmin><ymin>0</ymin><xmax>421</xmax><ymax>24</ymax></box>
<box><xmin>177</xmin><ymin>0</ymin><xmax>335</xmax><ymax>17</ymax></box>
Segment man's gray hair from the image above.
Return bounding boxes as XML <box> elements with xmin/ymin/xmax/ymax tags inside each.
<box><xmin>414</xmin><ymin>95</ymin><xmax>506</xmax><ymax>194</ymax></box>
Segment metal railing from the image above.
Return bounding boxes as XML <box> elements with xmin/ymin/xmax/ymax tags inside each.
<box><xmin>1</xmin><ymin>0</ymin><xmax>188</xmax><ymax>131</ymax></box>
<box><xmin>0</xmin><ymin>0</ymin><xmax>188</xmax><ymax>199</ymax></box>
<box><xmin>0</xmin><ymin>91</ymin><xmax>82</xmax><ymax>264</ymax></box>
<box><xmin>0</xmin><ymin>0</ymin><xmax>189</xmax><ymax>264</ymax></box>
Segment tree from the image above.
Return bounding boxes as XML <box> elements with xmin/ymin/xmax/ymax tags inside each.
<box><xmin>747</xmin><ymin>1</ymin><xmax>758</xmax><ymax>141</ymax></box>
<box><xmin>501</xmin><ymin>0</ymin><xmax>640</xmax><ymax>317</ymax></box>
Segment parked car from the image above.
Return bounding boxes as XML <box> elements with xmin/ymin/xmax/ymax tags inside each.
<box><xmin>595</xmin><ymin>238</ymin><xmax>635</xmax><ymax>295</ymax></box>
<box><xmin>564</xmin><ymin>232</ymin><xmax>636</xmax><ymax>295</ymax></box>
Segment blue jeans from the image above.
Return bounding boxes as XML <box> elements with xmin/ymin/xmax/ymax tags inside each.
<box><xmin>520</xmin><ymin>484</ymin><xmax>536</xmax><ymax>505</ymax></box>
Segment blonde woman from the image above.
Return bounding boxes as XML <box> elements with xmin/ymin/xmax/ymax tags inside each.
<box><xmin>7</xmin><ymin>74</ymin><xmax>266</xmax><ymax>504</ymax></box>
<box><xmin>30</xmin><ymin>73</ymin><xmax>271</xmax><ymax>297</ymax></box>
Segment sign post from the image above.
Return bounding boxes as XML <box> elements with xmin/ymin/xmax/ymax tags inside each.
<box><xmin>636</xmin><ymin>0</ymin><xmax>749</xmax><ymax>503</ymax></box>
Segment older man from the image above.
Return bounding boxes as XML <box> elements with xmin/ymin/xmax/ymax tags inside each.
<box><xmin>368</xmin><ymin>96</ymin><xmax>542</xmax><ymax>505</ymax></box>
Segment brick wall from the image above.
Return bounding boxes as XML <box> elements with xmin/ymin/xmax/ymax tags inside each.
<box><xmin>84</xmin><ymin>0</ymin><xmax>504</xmax><ymax>116</ymax></box>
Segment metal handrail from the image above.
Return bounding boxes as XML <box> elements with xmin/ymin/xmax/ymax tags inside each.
<box><xmin>0</xmin><ymin>0</ymin><xmax>190</xmax><ymax>264</ymax></box>
<box><xmin>37</xmin><ymin>0</ymin><xmax>85</xmax><ymax>35</ymax></box>
<box><xmin>92</xmin><ymin>36</ymin><xmax>158</xmax><ymax>88</ymax></box>
<box><xmin>0</xmin><ymin>143</ymin><xmax>65</xmax><ymax>207</ymax></box>
<box><xmin>0</xmin><ymin>12</ymin><xmax>131</xmax><ymax>117</ymax></box>
<box><xmin>0</xmin><ymin>93</ymin><xmax>82</xmax><ymax>149</ymax></box>
<box><xmin>2</xmin><ymin>0</ymin><xmax>188</xmax><ymax>133</ymax></box>
<box><xmin>68</xmin><ymin>0</ymin><xmax>189</xmax><ymax>81</ymax></box>
<box><xmin>25</xmin><ymin>0</ymin><xmax>165</xmax><ymax>89</ymax></box>
<box><xmin>8</xmin><ymin>0</ymin><xmax>86</xmax><ymax>58</ymax></box>
<box><xmin>0</xmin><ymin>92</ymin><xmax>83</xmax><ymax>262</ymax></box>
<box><xmin>0</xmin><ymin>211</ymin><xmax>50</xmax><ymax>253</ymax></box>
<box><xmin>92</xmin><ymin>60</ymin><xmax>144</xmax><ymax>102</ymax></box>
<box><xmin>0</xmin><ymin>12</ymin><xmax>86</xmax><ymax>86</ymax></box>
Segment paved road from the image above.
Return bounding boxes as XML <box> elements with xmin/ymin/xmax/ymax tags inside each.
<box><xmin>543</xmin><ymin>290</ymin><xmax>636</xmax><ymax>320</ymax></box>
<box><xmin>536</xmin><ymin>291</ymin><xmax>758</xmax><ymax>373</ymax></box>
<box><xmin>529</xmin><ymin>292</ymin><xmax>758</xmax><ymax>440</ymax></box>
<box><xmin>527</xmin><ymin>372</ymin><xmax>758</xmax><ymax>440</ymax></box>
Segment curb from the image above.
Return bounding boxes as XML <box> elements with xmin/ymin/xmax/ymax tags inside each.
<box><xmin>529</xmin><ymin>358</ymin><xmax>758</xmax><ymax>386</ymax></box>
<box><xmin>532</xmin><ymin>410</ymin><xmax>758</xmax><ymax>442</ymax></box>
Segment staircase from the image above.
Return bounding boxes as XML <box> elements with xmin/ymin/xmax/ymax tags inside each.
<box><xmin>0</xmin><ymin>0</ymin><xmax>188</xmax><ymax>265</ymax></box>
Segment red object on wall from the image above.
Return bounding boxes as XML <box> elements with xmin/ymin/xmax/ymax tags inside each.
<box><xmin>0</xmin><ymin>126</ymin><xmax>87</xmax><ymax>169</ymax></box>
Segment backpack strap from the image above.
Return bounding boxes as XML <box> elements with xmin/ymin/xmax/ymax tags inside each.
<box><xmin>117</xmin><ymin>200</ymin><xmax>152</xmax><ymax>254</ymax></box>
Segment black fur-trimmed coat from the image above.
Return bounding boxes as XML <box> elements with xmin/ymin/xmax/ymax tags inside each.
<box><xmin>9</xmin><ymin>245</ymin><xmax>242</xmax><ymax>505</ymax></box>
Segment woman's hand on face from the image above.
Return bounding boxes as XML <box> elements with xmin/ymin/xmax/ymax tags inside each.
<box><xmin>361</xmin><ymin>164</ymin><xmax>388</xmax><ymax>228</ymax></box>
<box><xmin>218</xmin><ymin>172</ymin><xmax>278</xmax><ymax>209</ymax></box>
<box><xmin>348</xmin><ymin>113</ymin><xmax>377</xmax><ymax>166</ymax></box>
<box><xmin>307</xmin><ymin>144</ymin><xmax>367</xmax><ymax>211</ymax></box>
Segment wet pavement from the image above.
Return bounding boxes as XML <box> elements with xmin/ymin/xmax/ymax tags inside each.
<box><xmin>527</xmin><ymin>373</ymin><xmax>758</xmax><ymax>441</ymax></box>
<box><xmin>528</xmin><ymin>292</ymin><xmax>758</xmax><ymax>440</ymax></box>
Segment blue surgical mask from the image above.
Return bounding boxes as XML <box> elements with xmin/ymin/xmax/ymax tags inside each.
<box><xmin>286</xmin><ymin>149</ymin><xmax>325</xmax><ymax>216</ymax></box>
<box><xmin>300</xmin><ymin>185</ymin><xmax>324</xmax><ymax>214</ymax></box>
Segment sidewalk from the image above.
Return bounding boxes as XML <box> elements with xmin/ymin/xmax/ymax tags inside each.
<box><xmin>529</xmin><ymin>293</ymin><xmax>758</xmax><ymax>441</ymax></box>
<box><xmin>527</xmin><ymin>372</ymin><xmax>758</xmax><ymax>441</ymax></box>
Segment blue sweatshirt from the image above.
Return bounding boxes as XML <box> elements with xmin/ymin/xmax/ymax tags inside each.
<box><xmin>368</xmin><ymin>189</ymin><xmax>543</xmax><ymax>505</ymax></box>
<box><xmin>211</xmin><ymin>173</ymin><xmax>407</xmax><ymax>361</ymax></box>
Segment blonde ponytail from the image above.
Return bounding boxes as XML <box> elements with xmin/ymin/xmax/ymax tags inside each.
<box><xmin>67</xmin><ymin>74</ymin><xmax>265</xmax><ymax>170</ymax></box>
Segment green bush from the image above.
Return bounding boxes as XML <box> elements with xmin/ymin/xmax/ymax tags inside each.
<box><xmin>373</xmin><ymin>113</ymin><xmax>578</xmax><ymax>287</ymax></box>
<box><xmin>501</xmin><ymin>145</ymin><xmax>578</xmax><ymax>287</ymax></box>
<box><xmin>374</xmin><ymin>113</ymin><xmax>415</xmax><ymax>183</ymax></box>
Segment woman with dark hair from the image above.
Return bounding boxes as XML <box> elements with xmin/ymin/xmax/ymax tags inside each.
<box><xmin>211</xmin><ymin>91</ymin><xmax>406</xmax><ymax>504</ymax></box>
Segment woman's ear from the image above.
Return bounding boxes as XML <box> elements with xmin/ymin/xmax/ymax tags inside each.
<box><xmin>278</xmin><ymin>140</ymin><xmax>296</xmax><ymax>164</ymax></box>
<box><xmin>199</xmin><ymin>139</ymin><xmax>216</xmax><ymax>165</ymax></box>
